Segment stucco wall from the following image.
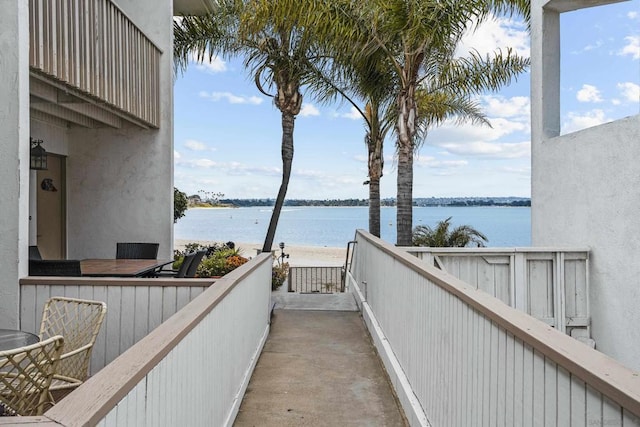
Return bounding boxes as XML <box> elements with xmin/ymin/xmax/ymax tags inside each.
<box><xmin>0</xmin><ymin>0</ymin><xmax>30</xmax><ymax>328</ymax></box>
<box><xmin>65</xmin><ymin>0</ymin><xmax>174</xmax><ymax>260</ymax></box>
<box><xmin>0</xmin><ymin>0</ymin><xmax>175</xmax><ymax>328</ymax></box>
<box><xmin>532</xmin><ymin>116</ymin><xmax>640</xmax><ymax>371</ymax></box>
<box><xmin>531</xmin><ymin>0</ymin><xmax>640</xmax><ymax>372</ymax></box>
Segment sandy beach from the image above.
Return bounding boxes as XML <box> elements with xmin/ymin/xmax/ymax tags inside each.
<box><xmin>174</xmin><ymin>239</ymin><xmax>347</xmax><ymax>267</ymax></box>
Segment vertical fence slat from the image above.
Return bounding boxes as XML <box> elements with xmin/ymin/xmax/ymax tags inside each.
<box><xmin>28</xmin><ymin>0</ymin><xmax>160</xmax><ymax>127</ymax></box>
<box><xmin>289</xmin><ymin>267</ymin><xmax>344</xmax><ymax>294</ymax></box>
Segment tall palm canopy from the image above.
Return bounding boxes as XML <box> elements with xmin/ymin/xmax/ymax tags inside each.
<box><xmin>367</xmin><ymin>0</ymin><xmax>529</xmax><ymax>246</ymax></box>
<box><xmin>174</xmin><ymin>0</ymin><xmax>325</xmax><ymax>252</ymax></box>
<box><xmin>306</xmin><ymin>32</ymin><xmax>397</xmax><ymax>237</ymax></box>
<box><xmin>301</xmin><ymin>0</ymin><xmax>530</xmax><ymax>245</ymax></box>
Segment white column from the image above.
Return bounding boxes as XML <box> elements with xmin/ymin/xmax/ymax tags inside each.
<box><xmin>0</xmin><ymin>0</ymin><xmax>30</xmax><ymax>327</ymax></box>
<box><xmin>530</xmin><ymin>0</ymin><xmax>561</xmax><ymax>143</ymax></box>
<box><xmin>530</xmin><ymin>0</ymin><xmax>560</xmax><ymax>245</ymax></box>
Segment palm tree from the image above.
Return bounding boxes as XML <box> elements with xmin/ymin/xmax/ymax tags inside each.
<box><xmin>307</xmin><ymin>44</ymin><xmax>396</xmax><ymax>237</ymax></box>
<box><xmin>174</xmin><ymin>0</ymin><xmax>320</xmax><ymax>252</ymax></box>
<box><xmin>297</xmin><ymin>0</ymin><xmax>529</xmax><ymax>245</ymax></box>
<box><xmin>412</xmin><ymin>217</ymin><xmax>488</xmax><ymax>247</ymax></box>
<box><xmin>358</xmin><ymin>0</ymin><xmax>530</xmax><ymax>246</ymax></box>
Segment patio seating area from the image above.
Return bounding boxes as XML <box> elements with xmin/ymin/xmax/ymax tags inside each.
<box><xmin>26</xmin><ymin>243</ymin><xmax>206</xmax><ymax>280</ymax></box>
<box><xmin>0</xmin><ymin>297</ymin><xmax>107</xmax><ymax>416</ymax></box>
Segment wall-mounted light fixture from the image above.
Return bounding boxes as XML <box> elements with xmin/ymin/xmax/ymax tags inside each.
<box><xmin>30</xmin><ymin>138</ymin><xmax>48</xmax><ymax>170</ymax></box>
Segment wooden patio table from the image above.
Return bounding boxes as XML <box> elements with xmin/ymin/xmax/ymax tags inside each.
<box><xmin>81</xmin><ymin>259</ymin><xmax>173</xmax><ymax>277</ymax></box>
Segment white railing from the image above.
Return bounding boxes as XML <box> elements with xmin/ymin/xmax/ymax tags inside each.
<box><xmin>349</xmin><ymin>230</ymin><xmax>640</xmax><ymax>426</ymax></box>
<box><xmin>36</xmin><ymin>254</ymin><xmax>272</xmax><ymax>426</ymax></box>
<box><xmin>29</xmin><ymin>0</ymin><xmax>161</xmax><ymax>127</ymax></box>
<box><xmin>404</xmin><ymin>247</ymin><xmax>591</xmax><ymax>343</ymax></box>
<box><xmin>19</xmin><ymin>277</ymin><xmax>213</xmax><ymax>374</ymax></box>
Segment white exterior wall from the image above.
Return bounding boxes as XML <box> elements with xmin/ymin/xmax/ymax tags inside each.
<box><xmin>0</xmin><ymin>0</ymin><xmax>30</xmax><ymax>328</ymax></box>
<box><xmin>66</xmin><ymin>0</ymin><xmax>174</xmax><ymax>260</ymax></box>
<box><xmin>0</xmin><ymin>0</ymin><xmax>175</xmax><ymax>327</ymax></box>
<box><xmin>531</xmin><ymin>0</ymin><xmax>640</xmax><ymax>371</ymax></box>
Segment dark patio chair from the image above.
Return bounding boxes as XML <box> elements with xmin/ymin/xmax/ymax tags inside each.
<box><xmin>116</xmin><ymin>242</ymin><xmax>159</xmax><ymax>259</ymax></box>
<box><xmin>29</xmin><ymin>260</ymin><xmax>82</xmax><ymax>277</ymax></box>
<box><xmin>155</xmin><ymin>251</ymin><xmax>196</xmax><ymax>278</ymax></box>
<box><xmin>185</xmin><ymin>250</ymin><xmax>207</xmax><ymax>278</ymax></box>
<box><xmin>29</xmin><ymin>246</ymin><xmax>42</xmax><ymax>260</ymax></box>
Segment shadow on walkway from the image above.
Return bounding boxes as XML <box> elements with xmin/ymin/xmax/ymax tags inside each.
<box><xmin>234</xmin><ymin>308</ymin><xmax>407</xmax><ymax>426</ymax></box>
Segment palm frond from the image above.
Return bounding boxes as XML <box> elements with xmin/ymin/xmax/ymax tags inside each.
<box><xmin>412</xmin><ymin>217</ymin><xmax>488</xmax><ymax>247</ymax></box>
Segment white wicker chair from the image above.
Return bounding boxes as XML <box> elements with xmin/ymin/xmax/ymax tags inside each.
<box><xmin>0</xmin><ymin>335</ymin><xmax>64</xmax><ymax>416</ymax></box>
<box><xmin>38</xmin><ymin>297</ymin><xmax>106</xmax><ymax>398</ymax></box>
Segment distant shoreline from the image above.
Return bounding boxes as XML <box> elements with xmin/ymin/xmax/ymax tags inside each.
<box><xmin>189</xmin><ymin>197</ymin><xmax>531</xmax><ymax>209</ymax></box>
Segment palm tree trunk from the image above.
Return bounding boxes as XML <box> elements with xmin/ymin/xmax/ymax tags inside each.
<box><xmin>262</xmin><ymin>112</ymin><xmax>295</xmax><ymax>252</ymax></box>
<box><xmin>369</xmin><ymin>178</ymin><xmax>381</xmax><ymax>237</ymax></box>
<box><xmin>396</xmin><ymin>138</ymin><xmax>413</xmax><ymax>246</ymax></box>
<box><xmin>396</xmin><ymin>79</ymin><xmax>417</xmax><ymax>246</ymax></box>
<box><xmin>367</xmin><ymin>134</ymin><xmax>383</xmax><ymax>237</ymax></box>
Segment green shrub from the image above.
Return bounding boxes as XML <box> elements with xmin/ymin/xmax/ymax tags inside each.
<box><xmin>198</xmin><ymin>248</ymin><xmax>247</xmax><ymax>277</ymax></box>
<box><xmin>272</xmin><ymin>262</ymin><xmax>289</xmax><ymax>290</ymax></box>
<box><xmin>175</xmin><ymin>242</ymin><xmax>247</xmax><ymax>278</ymax></box>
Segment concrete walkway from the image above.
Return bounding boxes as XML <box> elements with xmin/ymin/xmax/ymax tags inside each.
<box><xmin>233</xmin><ymin>290</ymin><xmax>407</xmax><ymax>426</ymax></box>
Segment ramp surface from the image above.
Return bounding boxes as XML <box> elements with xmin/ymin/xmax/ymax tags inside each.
<box><xmin>234</xmin><ymin>309</ymin><xmax>407</xmax><ymax>426</ymax></box>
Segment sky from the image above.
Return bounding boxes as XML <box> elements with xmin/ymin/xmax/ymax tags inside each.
<box><xmin>173</xmin><ymin>2</ymin><xmax>639</xmax><ymax>200</ymax></box>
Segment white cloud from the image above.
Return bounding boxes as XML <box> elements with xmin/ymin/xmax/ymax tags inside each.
<box><xmin>459</xmin><ymin>15</ymin><xmax>530</xmax><ymax>58</ymax></box>
<box><xmin>617</xmin><ymin>82</ymin><xmax>640</xmax><ymax>102</ymax></box>
<box><xmin>192</xmin><ymin>159</ymin><xmax>218</xmax><ymax>168</ymax></box>
<box><xmin>199</xmin><ymin>91</ymin><xmax>263</xmax><ymax>105</ymax></box>
<box><xmin>299</xmin><ymin>103</ymin><xmax>320</xmax><ymax>117</ymax></box>
<box><xmin>619</xmin><ymin>35</ymin><xmax>640</xmax><ymax>60</ymax></box>
<box><xmin>438</xmin><ymin>141</ymin><xmax>530</xmax><ymax>159</ymax></box>
<box><xmin>583</xmin><ymin>40</ymin><xmax>604</xmax><ymax>52</ymax></box>
<box><xmin>482</xmin><ymin>95</ymin><xmax>530</xmax><ymax>117</ymax></box>
<box><xmin>292</xmin><ymin>169</ymin><xmax>361</xmax><ymax>190</ymax></box>
<box><xmin>340</xmin><ymin>106</ymin><xmax>362</xmax><ymax>120</ymax></box>
<box><xmin>628</xmin><ymin>11</ymin><xmax>638</xmax><ymax>20</ymax></box>
<box><xmin>191</xmin><ymin>53</ymin><xmax>227</xmax><ymax>73</ymax></box>
<box><xmin>227</xmin><ymin>162</ymin><xmax>281</xmax><ymax>176</ymax></box>
<box><xmin>174</xmin><ymin>150</ymin><xmax>181</xmax><ymax>160</ymax></box>
<box><xmin>562</xmin><ymin>109</ymin><xmax>612</xmax><ymax>134</ymax></box>
<box><xmin>415</xmin><ymin>156</ymin><xmax>469</xmax><ymax>168</ymax></box>
<box><xmin>500</xmin><ymin>165</ymin><xmax>531</xmax><ymax>176</ymax></box>
<box><xmin>177</xmin><ymin>158</ymin><xmax>283</xmax><ymax>177</ymax></box>
<box><xmin>184</xmin><ymin>139</ymin><xmax>211</xmax><ymax>151</ymax></box>
<box><xmin>576</xmin><ymin>84</ymin><xmax>603</xmax><ymax>103</ymax></box>
<box><xmin>431</xmin><ymin>116</ymin><xmax>529</xmax><ymax>144</ymax></box>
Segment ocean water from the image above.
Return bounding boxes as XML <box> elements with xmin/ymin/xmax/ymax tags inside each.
<box><xmin>175</xmin><ymin>206</ymin><xmax>531</xmax><ymax>248</ymax></box>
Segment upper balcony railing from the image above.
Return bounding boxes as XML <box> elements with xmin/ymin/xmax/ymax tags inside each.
<box><xmin>29</xmin><ymin>0</ymin><xmax>161</xmax><ymax>127</ymax></box>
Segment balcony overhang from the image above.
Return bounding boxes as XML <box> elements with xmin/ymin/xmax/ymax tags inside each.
<box><xmin>542</xmin><ymin>0</ymin><xmax>629</xmax><ymax>13</ymax></box>
<box><xmin>174</xmin><ymin>0</ymin><xmax>216</xmax><ymax>15</ymax></box>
